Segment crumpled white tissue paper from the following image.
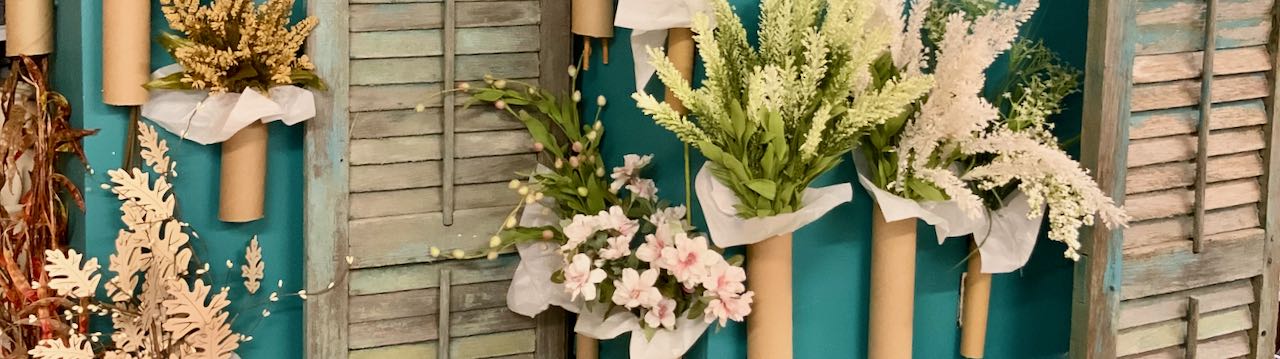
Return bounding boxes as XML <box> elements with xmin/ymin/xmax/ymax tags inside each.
<box><xmin>853</xmin><ymin>155</ymin><xmax>1044</xmax><ymax>273</ymax></box>
<box><xmin>614</xmin><ymin>0</ymin><xmax>712</xmax><ymax>92</ymax></box>
<box><xmin>695</xmin><ymin>163</ymin><xmax>854</xmax><ymax>248</ymax></box>
<box><xmin>140</xmin><ymin>64</ymin><xmax>316</xmax><ymax>145</ymax></box>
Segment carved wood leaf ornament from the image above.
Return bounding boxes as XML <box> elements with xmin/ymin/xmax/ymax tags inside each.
<box><xmin>162</xmin><ymin>279</ymin><xmax>240</xmax><ymax>359</ymax></box>
<box><xmin>137</xmin><ymin>122</ymin><xmax>175</xmax><ymax>176</ymax></box>
<box><xmin>42</xmin><ymin>249</ymin><xmax>101</xmax><ymax>298</ymax></box>
<box><xmin>241</xmin><ymin>236</ymin><xmax>265</xmax><ymax>294</ymax></box>
<box><xmin>27</xmin><ymin>335</ymin><xmax>93</xmax><ymax>359</ymax></box>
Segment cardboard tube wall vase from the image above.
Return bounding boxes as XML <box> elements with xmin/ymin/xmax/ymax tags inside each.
<box><xmin>869</xmin><ymin>205</ymin><xmax>916</xmax><ymax>359</ymax></box>
<box><xmin>6</xmin><ymin>0</ymin><xmax>53</xmax><ymax>56</ymax></box>
<box><xmin>219</xmin><ymin>122</ymin><xmax>268</xmax><ymax>222</ymax></box>
<box><xmin>747</xmin><ymin>233</ymin><xmax>793</xmax><ymax>359</ymax></box>
<box><xmin>571</xmin><ymin>0</ymin><xmax>614</xmax><ymax>67</ymax></box>
<box><xmin>102</xmin><ymin>0</ymin><xmax>152</xmax><ymax>106</ymax></box>
<box><xmin>576</xmin><ymin>333</ymin><xmax>599</xmax><ymax>359</ymax></box>
<box><xmin>960</xmin><ymin>239</ymin><xmax>992</xmax><ymax>358</ymax></box>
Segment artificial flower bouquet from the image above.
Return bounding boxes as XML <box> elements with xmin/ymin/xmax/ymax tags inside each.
<box><xmin>141</xmin><ymin>0</ymin><xmax>325</xmax><ymax>222</ymax></box>
<box><xmin>455</xmin><ymin>73</ymin><xmax>752</xmax><ymax>358</ymax></box>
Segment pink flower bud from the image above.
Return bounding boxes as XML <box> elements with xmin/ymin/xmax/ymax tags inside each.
<box><xmin>569</xmin><ymin>156</ymin><xmax>580</xmax><ymax>168</ymax></box>
<box><xmin>572</xmin><ymin>141</ymin><xmax>584</xmax><ymax>153</ymax></box>
<box><xmin>532</xmin><ymin>142</ymin><xmax>545</xmax><ymax>152</ymax></box>
<box><xmin>494</xmin><ymin>100</ymin><xmax>507</xmax><ymax>110</ymax></box>
<box><xmin>456</xmin><ymin>82</ymin><xmax>471</xmax><ymax>91</ymax></box>
<box><xmin>542</xmin><ymin>230</ymin><xmax>554</xmax><ymax>240</ymax></box>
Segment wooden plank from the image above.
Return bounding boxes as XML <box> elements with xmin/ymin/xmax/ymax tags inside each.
<box><xmin>1130</xmin><ymin>73</ymin><xmax>1270</xmax><ymax>112</ymax></box>
<box><xmin>1133</xmin><ymin>46</ymin><xmax>1272</xmax><ymax>84</ymax></box>
<box><xmin>1135</xmin><ymin>17</ymin><xmax>1272</xmax><ymax>55</ymax></box>
<box><xmin>349</xmin><ymin>256</ymin><xmax>518</xmax><ymax>295</ymax></box>
<box><xmin>442</xmin><ymin>0</ymin><xmax>458</xmax><ymax>227</ymax></box>
<box><xmin>350</xmin><ymin>107</ymin><xmax>522</xmax><ymax>139</ymax></box>
<box><xmin>1251</xmin><ymin>1</ymin><xmax>1280</xmax><ymax>355</ymax></box>
<box><xmin>350</xmin><ymin>154</ymin><xmax>535</xmax><ymax>192</ymax></box>
<box><xmin>1129</xmin><ymin>100</ymin><xmax>1267</xmax><ymax>140</ymax></box>
<box><xmin>349</xmin><ymin>1</ymin><xmax>540</xmax><ymax>32</ymax></box>
<box><xmin>304</xmin><ymin>1</ymin><xmax>350</xmax><ymax>358</ymax></box>
<box><xmin>1125</xmin><ymin>152</ymin><xmax>1263</xmax><ymax>194</ymax></box>
<box><xmin>350</xmin><ymin>52</ymin><xmax>540</xmax><ymax>86</ymax></box>
<box><xmin>1118</xmin><ymin>279</ymin><xmax>1255</xmax><ymax>329</ymax></box>
<box><xmin>349</xmin><ymin>307</ymin><xmax>536</xmax><ymax>349</ymax></box>
<box><xmin>349</xmin><ymin>207</ymin><xmax>511</xmax><ymax>268</ymax></box>
<box><xmin>350</xmin><ymin>26</ymin><xmax>541</xmax><ymax>59</ymax></box>
<box><xmin>1116</xmin><ymin>306</ymin><xmax>1253</xmax><ymax>356</ymax></box>
<box><xmin>348</xmin><ymin>130</ymin><xmax>533</xmax><ymax>165</ymax></box>
<box><xmin>351</xmin><ymin>0</ymin><xmax>514</xmax><ymax>3</ymax></box>
<box><xmin>1125</xmin><ymin>178</ymin><xmax>1261</xmax><ymax>222</ymax></box>
<box><xmin>349</xmin><ymin>280</ymin><xmax>513</xmax><ymax>323</ymax></box>
<box><xmin>1070</xmin><ymin>0</ymin><xmax>1136</xmax><ymax>356</ymax></box>
<box><xmin>348</xmin><ymin>329</ymin><xmax>537</xmax><ymax>359</ymax></box>
<box><xmin>1124</xmin><ymin>204</ymin><xmax>1261</xmax><ymax>249</ymax></box>
<box><xmin>350</xmin><ymin>181</ymin><xmax>520</xmax><ymax>219</ymax></box>
<box><xmin>1122</xmin><ymin>228</ymin><xmax>1266</xmax><ymax>300</ymax></box>
<box><xmin>1118</xmin><ymin>331</ymin><xmax>1251</xmax><ymax>358</ymax></box>
<box><xmin>1126</xmin><ymin>126</ymin><xmax>1265</xmax><ymax>168</ymax></box>
<box><xmin>1136</xmin><ymin>0</ymin><xmax>1275</xmax><ymax>26</ymax></box>
<box><xmin>348</xmin><ymin>78</ymin><xmax>538</xmax><ymax>112</ymax></box>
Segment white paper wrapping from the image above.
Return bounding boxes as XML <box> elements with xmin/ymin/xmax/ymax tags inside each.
<box><xmin>853</xmin><ymin>155</ymin><xmax>1044</xmax><ymax>273</ymax></box>
<box><xmin>506</xmin><ymin>178</ymin><xmax>716</xmax><ymax>358</ymax></box>
<box><xmin>140</xmin><ymin>64</ymin><xmax>317</xmax><ymax>145</ymax></box>
<box><xmin>614</xmin><ymin>0</ymin><xmax>712</xmax><ymax>91</ymax></box>
<box><xmin>695</xmin><ymin>163</ymin><xmax>854</xmax><ymax>248</ymax></box>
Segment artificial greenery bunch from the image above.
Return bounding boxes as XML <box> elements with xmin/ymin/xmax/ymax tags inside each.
<box><xmin>635</xmin><ymin>0</ymin><xmax>933</xmax><ymax>218</ymax></box>
<box><xmin>148</xmin><ymin>0</ymin><xmax>324</xmax><ymax>93</ymax></box>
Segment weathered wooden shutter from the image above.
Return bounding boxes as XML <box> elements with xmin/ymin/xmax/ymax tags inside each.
<box><xmin>304</xmin><ymin>1</ymin><xmax>570</xmax><ymax>358</ymax></box>
<box><xmin>1073</xmin><ymin>0</ymin><xmax>1280</xmax><ymax>357</ymax></box>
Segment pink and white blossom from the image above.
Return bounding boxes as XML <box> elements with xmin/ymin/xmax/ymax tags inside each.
<box><xmin>644</xmin><ymin>298</ymin><xmax>678</xmax><ymax>329</ymax></box>
<box><xmin>611</xmin><ymin>268</ymin><xmax>662</xmax><ymax>309</ymax></box>
<box><xmin>599</xmin><ymin>236</ymin><xmax>633</xmax><ymax>260</ymax></box>
<box><xmin>661</xmin><ymin>234</ymin><xmax>712</xmax><ymax>286</ymax></box>
<box><xmin>563</xmin><ymin>254</ymin><xmax>607</xmax><ymax>301</ymax></box>
<box><xmin>609</xmin><ymin>154</ymin><xmax>653</xmax><ymax>192</ymax></box>
<box><xmin>704</xmin><ymin>291</ymin><xmax>754</xmax><ymax>326</ymax></box>
<box><xmin>635</xmin><ymin>233</ymin><xmax>670</xmax><ymax>265</ymax></box>
<box><xmin>561</xmin><ymin>214</ymin><xmax>602</xmax><ymax>251</ymax></box>
<box><xmin>600</xmin><ymin>206</ymin><xmax>640</xmax><ymax>239</ymax></box>
<box><xmin>703</xmin><ymin>259</ymin><xmax>747</xmax><ymax>298</ymax></box>
<box><xmin>626</xmin><ymin>178</ymin><xmax>659</xmax><ymax>200</ymax></box>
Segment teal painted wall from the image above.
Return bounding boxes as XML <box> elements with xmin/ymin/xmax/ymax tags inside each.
<box><xmin>56</xmin><ymin>1</ymin><xmax>307</xmax><ymax>358</ymax></box>
<box><xmin>581</xmin><ymin>0</ymin><xmax>1089</xmax><ymax>358</ymax></box>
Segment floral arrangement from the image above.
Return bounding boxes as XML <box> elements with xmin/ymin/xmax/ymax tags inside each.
<box><xmin>634</xmin><ymin>0</ymin><xmax>933</xmax><ymax>218</ymax></box>
<box><xmin>0</xmin><ymin>57</ymin><xmax>97</xmax><ymax>357</ymax></box>
<box><xmin>450</xmin><ymin>71</ymin><xmax>752</xmax><ymax>349</ymax></box>
<box><xmin>12</xmin><ymin>123</ymin><xmax>345</xmax><ymax>359</ymax></box>
<box><xmin>864</xmin><ymin>0</ymin><xmax>1128</xmax><ymax>259</ymax></box>
<box><xmin>148</xmin><ymin>0</ymin><xmax>324</xmax><ymax>93</ymax></box>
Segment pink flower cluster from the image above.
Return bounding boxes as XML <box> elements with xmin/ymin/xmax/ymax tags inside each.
<box><xmin>610</xmin><ymin>154</ymin><xmax>658</xmax><ymax>200</ymax></box>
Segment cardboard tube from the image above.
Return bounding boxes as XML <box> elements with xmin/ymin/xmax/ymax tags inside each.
<box><xmin>102</xmin><ymin>0</ymin><xmax>152</xmax><ymax>106</ymax></box>
<box><xmin>869</xmin><ymin>204</ymin><xmax>916</xmax><ymax>359</ymax></box>
<box><xmin>6</xmin><ymin>0</ymin><xmax>54</xmax><ymax>56</ymax></box>
<box><xmin>747</xmin><ymin>233</ymin><xmax>792</xmax><ymax>359</ymax></box>
<box><xmin>960</xmin><ymin>241</ymin><xmax>992</xmax><ymax>358</ymax></box>
<box><xmin>571</xmin><ymin>0</ymin><xmax>614</xmax><ymax>38</ymax></box>
<box><xmin>219</xmin><ymin>122</ymin><xmax>268</xmax><ymax>222</ymax></box>
<box><xmin>664</xmin><ymin>28</ymin><xmax>695</xmax><ymax>113</ymax></box>
<box><xmin>575</xmin><ymin>334</ymin><xmax>598</xmax><ymax>359</ymax></box>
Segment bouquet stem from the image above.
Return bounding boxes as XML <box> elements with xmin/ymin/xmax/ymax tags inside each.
<box><xmin>869</xmin><ymin>205</ymin><xmax>916</xmax><ymax>359</ymax></box>
<box><xmin>747</xmin><ymin>233</ymin><xmax>792</xmax><ymax>359</ymax></box>
<box><xmin>219</xmin><ymin>122</ymin><xmax>268</xmax><ymax>222</ymax></box>
<box><xmin>575</xmin><ymin>334</ymin><xmax>598</xmax><ymax>359</ymax></box>
<box><xmin>960</xmin><ymin>240</ymin><xmax>991</xmax><ymax>358</ymax></box>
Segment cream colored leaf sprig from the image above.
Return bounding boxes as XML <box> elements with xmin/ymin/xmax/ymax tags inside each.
<box><xmin>27</xmin><ymin>334</ymin><xmax>94</xmax><ymax>359</ymax></box>
<box><xmin>242</xmin><ymin>236</ymin><xmax>265</xmax><ymax>294</ymax></box>
<box><xmin>43</xmin><ymin>249</ymin><xmax>102</xmax><ymax>298</ymax></box>
<box><xmin>138</xmin><ymin>122</ymin><xmax>175</xmax><ymax>176</ymax></box>
<box><xmin>163</xmin><ymin>279</ymin><xmax>240</xmax><ymax>359</ymax></box>
<box><xmin>108</xmin><ymin>168</ymin><xmax>176</xmax><ymax>220</ymax></box>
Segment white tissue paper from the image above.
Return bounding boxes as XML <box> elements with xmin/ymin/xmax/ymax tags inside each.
<box><xmin>853</xmin><ymin>155</ymin><xmax>1044</xmax><ymax>273</ymax></box>
<box><xmin>506</xmin><ymin>174</ymin><xmax>717</xmax><ymax>359</ymax></box>
<box><xmin>140</xmin><ymin>64</ymin><xmax>316</xmax><ymax>145</ymax></box>
<box><xmin>614</xmin><ymin>0</ymin><xmax>712</xmax><ymax>92</ymax></box>
<box><xmin>695</xmin><ymin>163</ymin><xmax>854</xmax><ymax>248</ymax></box>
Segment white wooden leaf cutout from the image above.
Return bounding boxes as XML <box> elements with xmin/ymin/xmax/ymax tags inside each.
<box><xmin>27</xmin><ymin>335</ymin><xmax>94</xmax><ymax>359</ymax></box>
<box><xmin>162</xmin><ymin>279</ymin><xmax>240</xmax><ymax>359</ymax></box>
<box><xmin>44</xmin><ymin>249</ymin><xmax>101</xmax><ymax>298</ymax></box>
<box><xmin>241</xmin><ymin>236</ymin><xmax>265</xmax><ymax>294</ymax></box>
<box><xmin>137</xmin><ymin>123</ymin><xmax>174</xmax><ymax>176</ymax></box>
<box><xmin>108</xmin><ymin>168</ymin><xmax>176</xmax><ymax>219</ymax></box>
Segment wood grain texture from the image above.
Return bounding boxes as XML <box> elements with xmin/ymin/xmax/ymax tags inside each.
<box><xmin>1124</xmin><ymin>178</ymin><xmax>1261</xmax><ymax>222</ymax></box>
<box><xmin>350</xmin><ymin>26</ymin><xmax>541</xmax><ymax>59</ymax></box>
<box><xmin>350</xmin><ymin>52</ymin><xmax>540</xmax><ymax>85</ymax></box>
<box><xmin>1124</xmin><ymin>204</ymin><xmax>1261</xmax><ymax>249</ymax></box>
<box><xmin>349</xmin><ymin>307</ymin><xmax>536</xmax><ymax>349</ymax></box>
<box><xmin>1136</xmin><ymin>0</ymin><xmax>1275</xmax><ymax>26</ymax></box>
<box><xmin>1117</xmin><ymin>316</ymin><xmax>1252</xmax><ymax>357</ymax></box>
<box><xmin>348</xmin><ymin>206</ymin><xmax>510</xmax><ymax>268</ymax></box>
<box><xmin>347</xmin><ymin>329</ymin><xmax>537</xmax><ymax>359</ymax></box>
<box><xmin>304</xmin><ymin>1</ymin><xmax>351</xmax><ymax>358</ymax></box>
<box><xmin>349</xmin><ymin>280</ymin><xmax>514</xmax><ymax>322</ymax></box>
<box><xmin>350</xmin><ymin>1</ymin><xmax>540</xmax><ymax>32</ymax></box>
<box><xmin>1250</xmin><ymin>2</ymin><xmax>1280</xmax><ymax>355</ymax></box>
<box><xmin>1118</xmin><ymin>279</ymin><xmax>1255</xmax><ymax>329</ymax></box>
<box><xmin>1134</xmin><ymin>0</ymin><xmax>1274</xmax><ymax>57</ymax></box>
<box><xmin>349</xmin><ymin>256</ymin><xmax>518</xmax><ymax>296</ymax></box>
<box><xmin>1117</xmin><ymin>331</ymin><xmax>1250</xmax><ymax>358</ymax></box>
<box><xmin>348</xmin><ymin>78</ymin><xmax>538</xmax><ymax>112</ymax></box>
<box><xmin>350</xmin><ymin>154</ymin><xmax>535</xmax><ymax>192</ymax></box>
<box><xmin>1122</xmin><ymin>228</ymin><xmax>1266</xmax><ymax>300</ymax></box>
<box><xmin>1125</xmin><ymin>151</ymin><xmax>1264</xmax><ymax>194</ymax></box>
<box><xmin>1126</xmin><ymin>126</ymin><xmax>1266</xmax><ymax>168</ymax></box>
<box><xmin>1128</xmin><ymin>99</ymin><xmax>1267</xmax><ymax>140</ymax></box>
<box><xmin>1130</xmin><ymin>73</ymin><xmax>1270</xmax><ymax>112</ymax></box>
<box><xmin>350</xmin><ymin>107</ymin><xmax>523</xmax><ymax>139</ymax></box>
<box><xmin>350</xmin><ymin>181</ymin><xmax>519</xmax><ymax>218</ymax></box>
<box><xmin>349</xmin><ymin>130</ymin><xmax>533</xmax><ymax>165</ymax></box>
<box><xmin>1133</xmin><ymin>46</ymin><xmax>1273</xmax><ymax>84</ymax></box>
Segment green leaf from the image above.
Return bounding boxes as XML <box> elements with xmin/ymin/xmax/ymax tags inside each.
<box><xmin>687</xmin><ymin>297</ymin><xmax>710</xmax><ymax>320</ymax></box>
<box><xmin>745</xmin><ymin>179</ymin><xmax>778</xmax><ymax>200</ymax></box>
<box><xmin>906</xmin><ymin>178</ymin><xmax>948</xmax><ymax>201</ymax></box>
<box><xmin>143</xmin><ymin>72</ymin><xmax>190</xmax><ymax>90</ymax></box>
<box><xmin>729</xmin><ymin>98</ymin><xmax>748</xmax><ymax>139</ymax></box>
<box><xmin>473</xmin><ymin>90</ymin><xmax>505</xmax><ymax>102</ymax></box>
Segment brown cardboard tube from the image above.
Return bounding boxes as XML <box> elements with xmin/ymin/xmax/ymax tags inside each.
<box><xmin>6</xmin><ymin>0</ymin><xmax>54</xmax><ymax>56</ymax></box>
<box><xmin>571</xmin><ymin>0</ymin><xmax>614</xmax><ymax>38</ymax></box>
<box><xmin>219</xmin><ymin>122</ymin><xmax>268</xmax><ymax>222</ymax></box>
<box><xmin>960</xmin><ymin>241</ymin><xmax>992</xmax><ymax>358</ymax></box>
<box><xmin>869</xmin><ymin>204</ymin><xmax>916</xmax><ymax>359</ymax></box>
<box><xmin>576</xmin><ymin>334</ymin><xmax>598</xmax><ymax>359</ymax></box>
<box><xmin>102</xmin><ymin>0</ymin><xmax>152</xmax><ymax>106</ymax></box>
<box><xmin>664</xmin><ymin>28</ymin><xmax>695</xmax><ymax>114</ymax></box>
<box><xmin>747</xmin><ymin>233</ymin><xmax>793</xmax><ymax>359</ymax></box>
